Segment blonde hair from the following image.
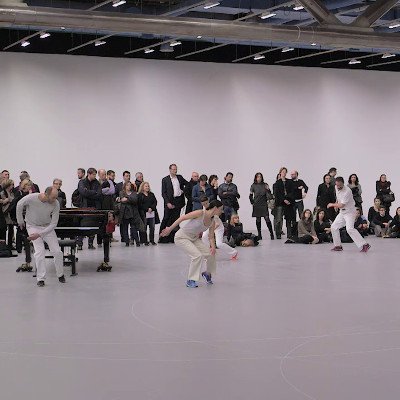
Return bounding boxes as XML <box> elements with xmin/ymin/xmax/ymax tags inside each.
<box><xmin>138</xmin><ymin>181</ymin><xmax>151</xmax><ymax>194</ymax></box>
<box><xmin>20</xmin><ymin>179</ymin><xmax>33</xmax><ymax>191</ymax></box>
<box><xmin>229</xmin><ymin>214</ymin><xmax>240</xmax><ymax>226</ymax></box>
<box><xmin>2</xmin><ymin>179</ymin><xmax>14</xmax><ymax>190</ymax></box>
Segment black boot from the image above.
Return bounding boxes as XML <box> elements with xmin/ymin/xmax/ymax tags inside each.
<box><xmin>267</xmin><ymin>221</ymin><xmax>274</xmax><ymax>240</ymax></box>
<box><xmin>256</xmin><ymin>219</ymin><xmax>262</xmax><ymax>240</ymax></box>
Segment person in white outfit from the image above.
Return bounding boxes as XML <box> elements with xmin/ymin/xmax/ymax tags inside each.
<box><xmin>16</xmin><ymin>187</ymin><xmax>65</xmax><ymax>287</ymax></box>
<box><xmin>200</xmin><ymin>196</ymin><xmax>238</xmax><ymax>260</ymax></box>
<box><xmin>328</xmin><ymin>177</ymin><xmax>370</xmax><ymax>253</ymax></box>
<box><xmin>160</xmin><ymin>200</ymin><xmax>223</xmax><ymax>288</ymax></box>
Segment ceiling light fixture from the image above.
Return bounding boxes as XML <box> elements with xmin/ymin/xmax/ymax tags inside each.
<box><xmin>170</xmin><ymin>40</ymin><xmax>182</xmax><ymax>47</ymax></box>
<box><xmin>95</xmin><ymin>40</ymin><xmax>106</xmax><ymax>46</ymax></box>
<box><xmin>349</xmin><ymin>59</ymin><xmax>361</xmax><ymax>65</ymax></box>
<box><xmin>260</xmin><ymin>12</ymin><xmax>276</xmax><ymax>20</ymax></box>
<box><xmin>112</xmin><ymin>0</ymin><xmax>126</xmax><ymax>7</ymax></box>
<box><xmin>21</xmin><ymin>41</ymin><xmax>30</xmax><ymax>47</ymax></box>
<box><xmin>293</xmin><ymin>4</ymin><xmax>304</xmax><ymax>11</ymax></box>
<box><xmin>254</xmin><ymin>54</ymin><xmax>265</xmax><ymax>61</ymax></box>
<box><xmin>60</xmin><ymin>27</ymin><xmax>66</xmax><ymax>30</ymax></box>
<box><xmin>389</xmin><ymin>22</ymin><xmax>400</xmax><ymax>29</ymax></box>
<box><xmin>197</xmin><ymin>35</ymin><xmax>202</xmax><ymax>39</ymax></box>
<box><xmin>144</xmin><ymin>48</ymin><xmax>155</xmax><ymax>54</ymax></box>
<box><xmin>40</xmin><ymin>32</ymin><xmax>51</xmax><ymax>39</ymax></box>
<box><xmin>282</xmin><ymin>47</ymin><xmax>294</xmax><ymax>53</ymax></box>
<box><xmin>311</xmin><ymin>42</ymin><xmax>317</xmax><ymax>46</ymax></box>
<box><xmin>204</xmin><ymin>1</ymin><xmax>220</xmax><ymax>9</ymax></box>
<box><xmin>382</xmin><ymin>53</ymin><xmax>396</xmax><ymax>59</ymax></box>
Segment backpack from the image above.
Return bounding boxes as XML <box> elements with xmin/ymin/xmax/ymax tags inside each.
<box><xmin>71</xmin><ymin>189</ymin><xmax>81</xmax><ymax>208</ymax></box>
<box><xmin>0</xmin><ymin>241</ymin><xmax>17</xmax><ymax>258</ymax></box>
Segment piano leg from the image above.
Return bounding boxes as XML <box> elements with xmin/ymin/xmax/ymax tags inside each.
<box><xmin>70</xmin><ymin>246</ymin><xmax>77</xmax><ymax>276</ymax></box>
<box><xmin>97</xmin><ymin>233</ymin><xmax>112</xmax><ymax>272</ymax></box>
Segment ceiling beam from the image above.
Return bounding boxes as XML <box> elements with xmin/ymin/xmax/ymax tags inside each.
<box><xmin>232</xmin><ymin>46</ymin><xmax>284</xmax><ymax>63</ymax></box>
<box><xmin>176</xmin><ymin>42</ymin><xmax>227</xmax><ymax>59</ymax></box>
<box><xmin>4</xmin><ymin>7</ymin><xmax>400</xmax><ymax>51</ymax></box>
<box><xmin>320</xmin><ymin>51</ymin><xmax>388</xmax><ymax>65</ymax></box>
<box><xmin>297</xmin><ymin>0</ymin><xmax>342</xmax><ymax>25</ymax></box>
<box><xmin>275</xmin><ymin>47</ymin><xmax>346</xmax><ymax>63</ymax></box>
<box><xmin>367</xmin><ymin>57</ymin><xmax>400</xmax><ymax>68</ymax></box>
<box><xmin>125</xmin><ymin>38</ymin><xmax>177</xmax><ymax>55</ymax></box>
<box><xmin>351</xmin><ymin>0</ymin><xmax>399</xmax><ymax>28</ymax></box>
<box><xmin>67</xmin><ymin>34</ymin><xmax>113</xmax><ymax>52</ymax></box>
<box><xmin>3</xmin><ymin>30</ymin><xmax>43</xmax><ymax>50</ymax></box>
<box><xmin>88</xmin><ymin>0</ymin><xmax>114</xmax><ymax>11</ymax></box>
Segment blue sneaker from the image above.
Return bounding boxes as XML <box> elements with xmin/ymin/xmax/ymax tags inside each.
<box><xmin>186</xmin><ymin>280</ymin><xmax>198</xmax><ymax>288</ymax></box>
<box><xmin>201</xmin><ymin>272</ymin><xmax>213</xmax><ymax>285</ymax></box>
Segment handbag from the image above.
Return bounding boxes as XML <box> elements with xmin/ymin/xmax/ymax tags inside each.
<box><xmin>383</xmin><ymin>192</ymin><xmax>395</xmax><ymax>203</ymax></box>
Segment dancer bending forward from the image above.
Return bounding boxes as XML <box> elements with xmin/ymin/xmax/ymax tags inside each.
<box><xmin>161</xmin><ymin>200</ymin><xmax>223</xmax><ymax>288</ymax></box>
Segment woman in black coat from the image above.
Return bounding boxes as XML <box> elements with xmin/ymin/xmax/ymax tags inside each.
<box><xmin>376</xmin><ymin>174</ymin><xmax>394</xmax><ymax>212</ymax></box>
<box><xmin>316</xmin><ymin>174</ymin><xmax>337</xmax><ymax>222</ymax></box>
<box><xmin>314</xmin><ymin>209</ymin><xmax>332</xmax><ymax>243</ymax></box>
<box><xmin>138</xmin><ymin>182</ymin><xmax>160</xmax><ymax>246</ymax></box>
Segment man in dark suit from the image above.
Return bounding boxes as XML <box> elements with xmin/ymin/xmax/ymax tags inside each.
<box><xmin>273</xmin><ymin>167</ymin><xmax>295</xmax><ymax>240</ymax></box>
<box><xmin>159</xmin><ymin>164</ymin><xmax>188</xmax><ymax>243</ymax></box>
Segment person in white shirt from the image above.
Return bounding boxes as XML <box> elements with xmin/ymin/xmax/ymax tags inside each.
<box><xmin>16</xmin><ymin>187</ymin><xmax>65</xmax><ymax>287</ymax></box>
<box><xmin>328</xmin><ymin>177</ymin><xmax>370</xmax><ymax>253</ymax></box>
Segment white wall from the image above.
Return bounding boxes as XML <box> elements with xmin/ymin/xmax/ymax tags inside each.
<box><xmin>1</xmin><ymin>52</ymin><xmax>399</xmax><ymax>228</ymax></box>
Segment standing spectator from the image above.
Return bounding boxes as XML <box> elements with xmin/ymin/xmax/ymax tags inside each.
<box><xmin>53</xmin><ymin>179</ymin><xmax>66</xmax><ymax>208</ymax></box>
<box><xmin>249</xmin><ymin>172</ymin><xmax>274</xmax><ymax>240</ymax></box>
<box><xmin>348</xmin><ymin>174</ymin><xmax>363</xmax><ymax>211</ymax></box>
<box><xmin>317</xmin><ymin>174</ymin><xmax>337</xmax><ymax>222</ymax></box>
<box><xmin>218</xmin><ymin>172</ymin><xmax>240</xmax><ymax>223</ymax></box>
<box><xmin>98</xmin><ymin>169</ymin><xmax>107</xmax><ymax>186</ymax></box>
<box><xmin>208</xmin><ymin>175</ymin><xmax>219</xmax><ymax>201</ymax></box>
<box><xmin>159</xmin><ymin>164</ymin><xmax>188</xmax><ymax>243</ymax></box>
<box><xmin>328</xmin><ymin>167</ymin><xmax>337</xmax><ymax>186</ymax></box>
<box><xmin>372</xmin><ymin>206</ymin><xmax>392</xmax><ymax>237</ymax></box>
<box><xmin>77</xmin><ymin>168</ymin><xmax>86</xmax><ymax>180</ymax></box>
<box><xmin>376</xmin><ymin>174</ymin><xmax>394</xmax><ymax>212</ymax></box>
<box><xmin>291</xmin><ymin>170</ymin><xmax>308</xmax><ymax>220</ymax></box>
<box><xmin>0</xmin><ymin>179</ymin><xmax>15</xmax><ymax>249</ymax></box>
<box><xmin>77</xmin><ymin>168</ymin><xmax>102</xmax><ymax>249</ymax></box>
<box><xmin>273</xmin><ymin>167</ymin><xmax>295</xmax><ymax>239</ymax></box>
<box><xmin>138</xmin><ymin>182</ymin><xmax>159</xmax><ymax>245</ymax></box>
<box><xmin>135</xmin><ymin>172</ymin><xmax>144</xmax><ymax>190</ymax></box>
<box><xmin>116</xmin><ymin>171</ymin><xmax>131</xmax><ymax>198</ymax></box>
<box><xmin>192</xmin><ymin>175</ymin><xmax>214</xmax><ymax>211</ymax></box>
<box><xmin>19</xmin><ymin>171</ymin><xmax>40</xmax><ymax>193</ymax></box>
<box><xmin>184</xmin><ymin>172</ymin><xmax>199</xmax><ymax>214</ymax></box>
<box><xmin>0</xmin><ymin>170</ymin><xmax>10</xmax><ymax>188</ymax></box>
<box><xmin>101</xmin><ymin>170</ymin><xmax>116</xmax><ymax>211</ymax></box>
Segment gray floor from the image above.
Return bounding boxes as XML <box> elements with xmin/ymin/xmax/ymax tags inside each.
<box><xmin>1</xmin><ymin>235</ymin><xmax>400</xmax><ymax>400</ymax></box>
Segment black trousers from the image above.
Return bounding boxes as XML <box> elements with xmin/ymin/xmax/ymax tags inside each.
<box><xmin>159</xmin><ymin>206</ymin><xmax>182</xmax><ymax>243</ymax></box>
<box><xmin>296</xmin><ymin>234</ymin><xmax>313</xmax><ymax>244</ymax></box>
<box><xmin>144</xmin><ymin>217</ymin><xmax>156</xmax><ymax>243</ymax></box>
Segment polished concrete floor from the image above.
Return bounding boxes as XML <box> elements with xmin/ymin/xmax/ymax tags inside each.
<box><xmin>1</xmin><ymin>234</ymin><xmax>400</xmax><ymax>400</ymax></box>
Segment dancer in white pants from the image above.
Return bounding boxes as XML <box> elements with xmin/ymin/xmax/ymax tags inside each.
<box><xmin>161</xmin><ymin>200</ymin><xmax>223</xmax><ymax>288</ymax></box>
<box><xmin>16</xmin><ymin>187</ymin><xmax>65</xmax><ymax>286</ymax></box>
<box><xmin>328</xmin><ymin>177</ymin><xmax>370</xmax><ymax>253</ymax></box>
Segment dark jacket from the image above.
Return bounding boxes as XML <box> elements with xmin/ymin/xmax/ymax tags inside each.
<box><xmin>218</xmin><ymin>182</ymin><xmax>240</xmax><ymax>209</ymax></box>
<box><xmin>316</xmin><ymin>183</ymin><xmax>335</xmax><ymax>209</ymax></box>
<box><xmin>184</xmin><ymin>179</ymin><xmax>198</xmax><ymax>206</ymax></box>
<box><xmin>57</xmin><ymin>189</ymin><xmax>67</xmax><ymax>209</ymax></box>
<box><xmin>161</xmin><ymin>174</ymin><xmax>187</xmax><ymax>208</ymax></box>
<box><xmin>138</xmin><ymin>192</ymin><xmax>160</xmax><ymax>224</ymax></box>
<box><xmin>78</xmin><ymin>178</ymin><xmax>102</xmax><ymax>209</ymax></box>
<box><xmin>101</xmin><ymin>179</ymin><xmax>116</xmax><ymax>210</ymax></box>
<box><xmin>273</xmin><ymin>179</ymin><xmax>295</xmax><ymax>207</ymax></box>
<box><xmin>373</xmin><ymin>213</ymin><xmax>392</xmax><ymax>228</ymax></box>
<box><xmin>292</xmin><ymin>179</ymin><xmax>308</xmax><ymax>201</ymax></box>
<box><xmin>368</xmin><ymin>206</ymin><xmax>380</xmax><ymax>223</ymax></box>
<box><xmin>192</xmin><ymin>183</ymin><xmax>214</xmax><ymax>210</ymax></box>
<box><xmin>314</xmin><ymin>220</ymin><xmax>331</xmax><ymax>235</ymax></box>
<box><xmin>376</xmin><ymin>180</ymin><xmax>391</xmax><ymax>197</ymax></box>
<box><xmin>390</xmin><ymin>215</ymin><xmax>400</xmax><ymax>229</ymax></box>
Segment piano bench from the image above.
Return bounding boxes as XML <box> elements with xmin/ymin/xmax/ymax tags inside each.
<box><xmin>45</xmin><ymin>239</ymin><xmax>78</xmax><ymax>276</ymax></box>
<box><xmin>58</xmin><ymin>239</ymin><xmax>77</xmax><ymax>249</ymax></box>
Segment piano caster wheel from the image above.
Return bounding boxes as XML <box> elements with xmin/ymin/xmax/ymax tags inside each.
<box><xmin>97</xmin><ymin>262</ymin><xmax>112</xmax><ymax>272</ymax></box>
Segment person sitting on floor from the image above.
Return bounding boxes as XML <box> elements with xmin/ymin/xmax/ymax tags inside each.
<box><xmin>354</xmin><ymin>207</ymin><xmax>369</xmax><ymax>237</ymax></box>
<box><xmin>227</xmin><ymin>214</ymin><xmax>259</xmax><ymax>247</ymax></box>
<box><xmin>314</xmin><ymin>209</ymin><xmax>332</xmax><ymax>243</ymax></box>
<box><xmin>372</xmin><ymin>206</ymin><xmax>392</xmax><ymax>237</ymax></box>
<box><xmin>286</xmin><ymin>209</ymin><xmax>319</xmax><ymax>244</ymax></box>
<box><xmin>387</xmin><ymin>207</ymin><xmax>400</xmax><ymax>238</ymax></box>
<box><xmin>368</xmin><ymin>197</ymin><xmax>382</xmax><ymax>235</ymax></box>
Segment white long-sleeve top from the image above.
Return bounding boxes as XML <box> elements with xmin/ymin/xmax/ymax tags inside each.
<box><xmin>16</xmin><ymin>193</ymin><xmax>60</xmax><ymax>237</ymax></box>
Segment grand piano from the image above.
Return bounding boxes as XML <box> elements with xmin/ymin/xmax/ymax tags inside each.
<box><xmin>56</xmin><ymin>208</ymin><xmax>113</xmax><ymax>274</ymax></box>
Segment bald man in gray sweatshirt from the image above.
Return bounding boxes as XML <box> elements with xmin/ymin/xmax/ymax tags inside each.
<box><xmin>17</xmin><ymin>187</ymin><xmax>65</xmax><ymax>287</ymax></box>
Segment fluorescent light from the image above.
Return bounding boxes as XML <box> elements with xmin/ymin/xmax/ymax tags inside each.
<box><xmin>95</xmin><ymin>40</ymin><xmax>106</xmax><ymax>47</ymax></box>
<box><xmin>21</xmin><ymin>41</ymin><xmax>30</xmax><ymax>47</ymax></box>
<box><xmin>389</xmin><ymin>23</ymin><xmax>400</xmax><ymax>29</ymax></box>
<box><xmin>382</xmin><ymin>53</ymin><xmax>396</xmax><ymax>59</ymax></box>
<box><xmin>170</xmin><ymin>40</ymin><xmax>182</xmax><ymax>47</ymax></box>
<box><xmin>144</xmin><ymin>48</ymin><xmax>155</xmax><ymax>54</ymax></box>
<box><xmin>254</xmin><ymin>54</ymin><xmax>265</xmax><ymax>61</ymax></box>
<box><xmin>293</xmin><ymin>5</ymin><xmax>304</xmax><ymax>11</ymax></box>
<box><xmin>311</xmin><ymin>42</ymin><xmax>317</xmax><ymax>46</ymax></box>
<box><xmin>204</xmin><ymin>1</ymin><xmax>220</xmax><ymax>9</ymax></box>
<box><xmin>112</xmin><ymin>0</ymin><xmax>126</xmax><ymax>7</ymax></box>
<box><xmin>60</xmin><ymin>27</ymin><xmax>66</xmax><ymax>30</ymax></box>
<box><xmin>40</xmin><ymin>32</ymin><xmax>51</xmax><ymax>39</ymax></box>
<box><xmin>260</xmin><ymin>12</ymin><xmax>276</xmax><ymax>20</ymax></box>
<box><xmin>282</xmin><ymin>47</ymin><xmax>294</xmax><ymax>53</ymax></box>
<box><xmin>197</xmin><ymin>35</ymin><xmax>202</xmax><ymax>39</ymax></box>
<box><xmin>349</xmin><ymin>59</ymin><xmax>361</xmax><ymax>65</ymax></box>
